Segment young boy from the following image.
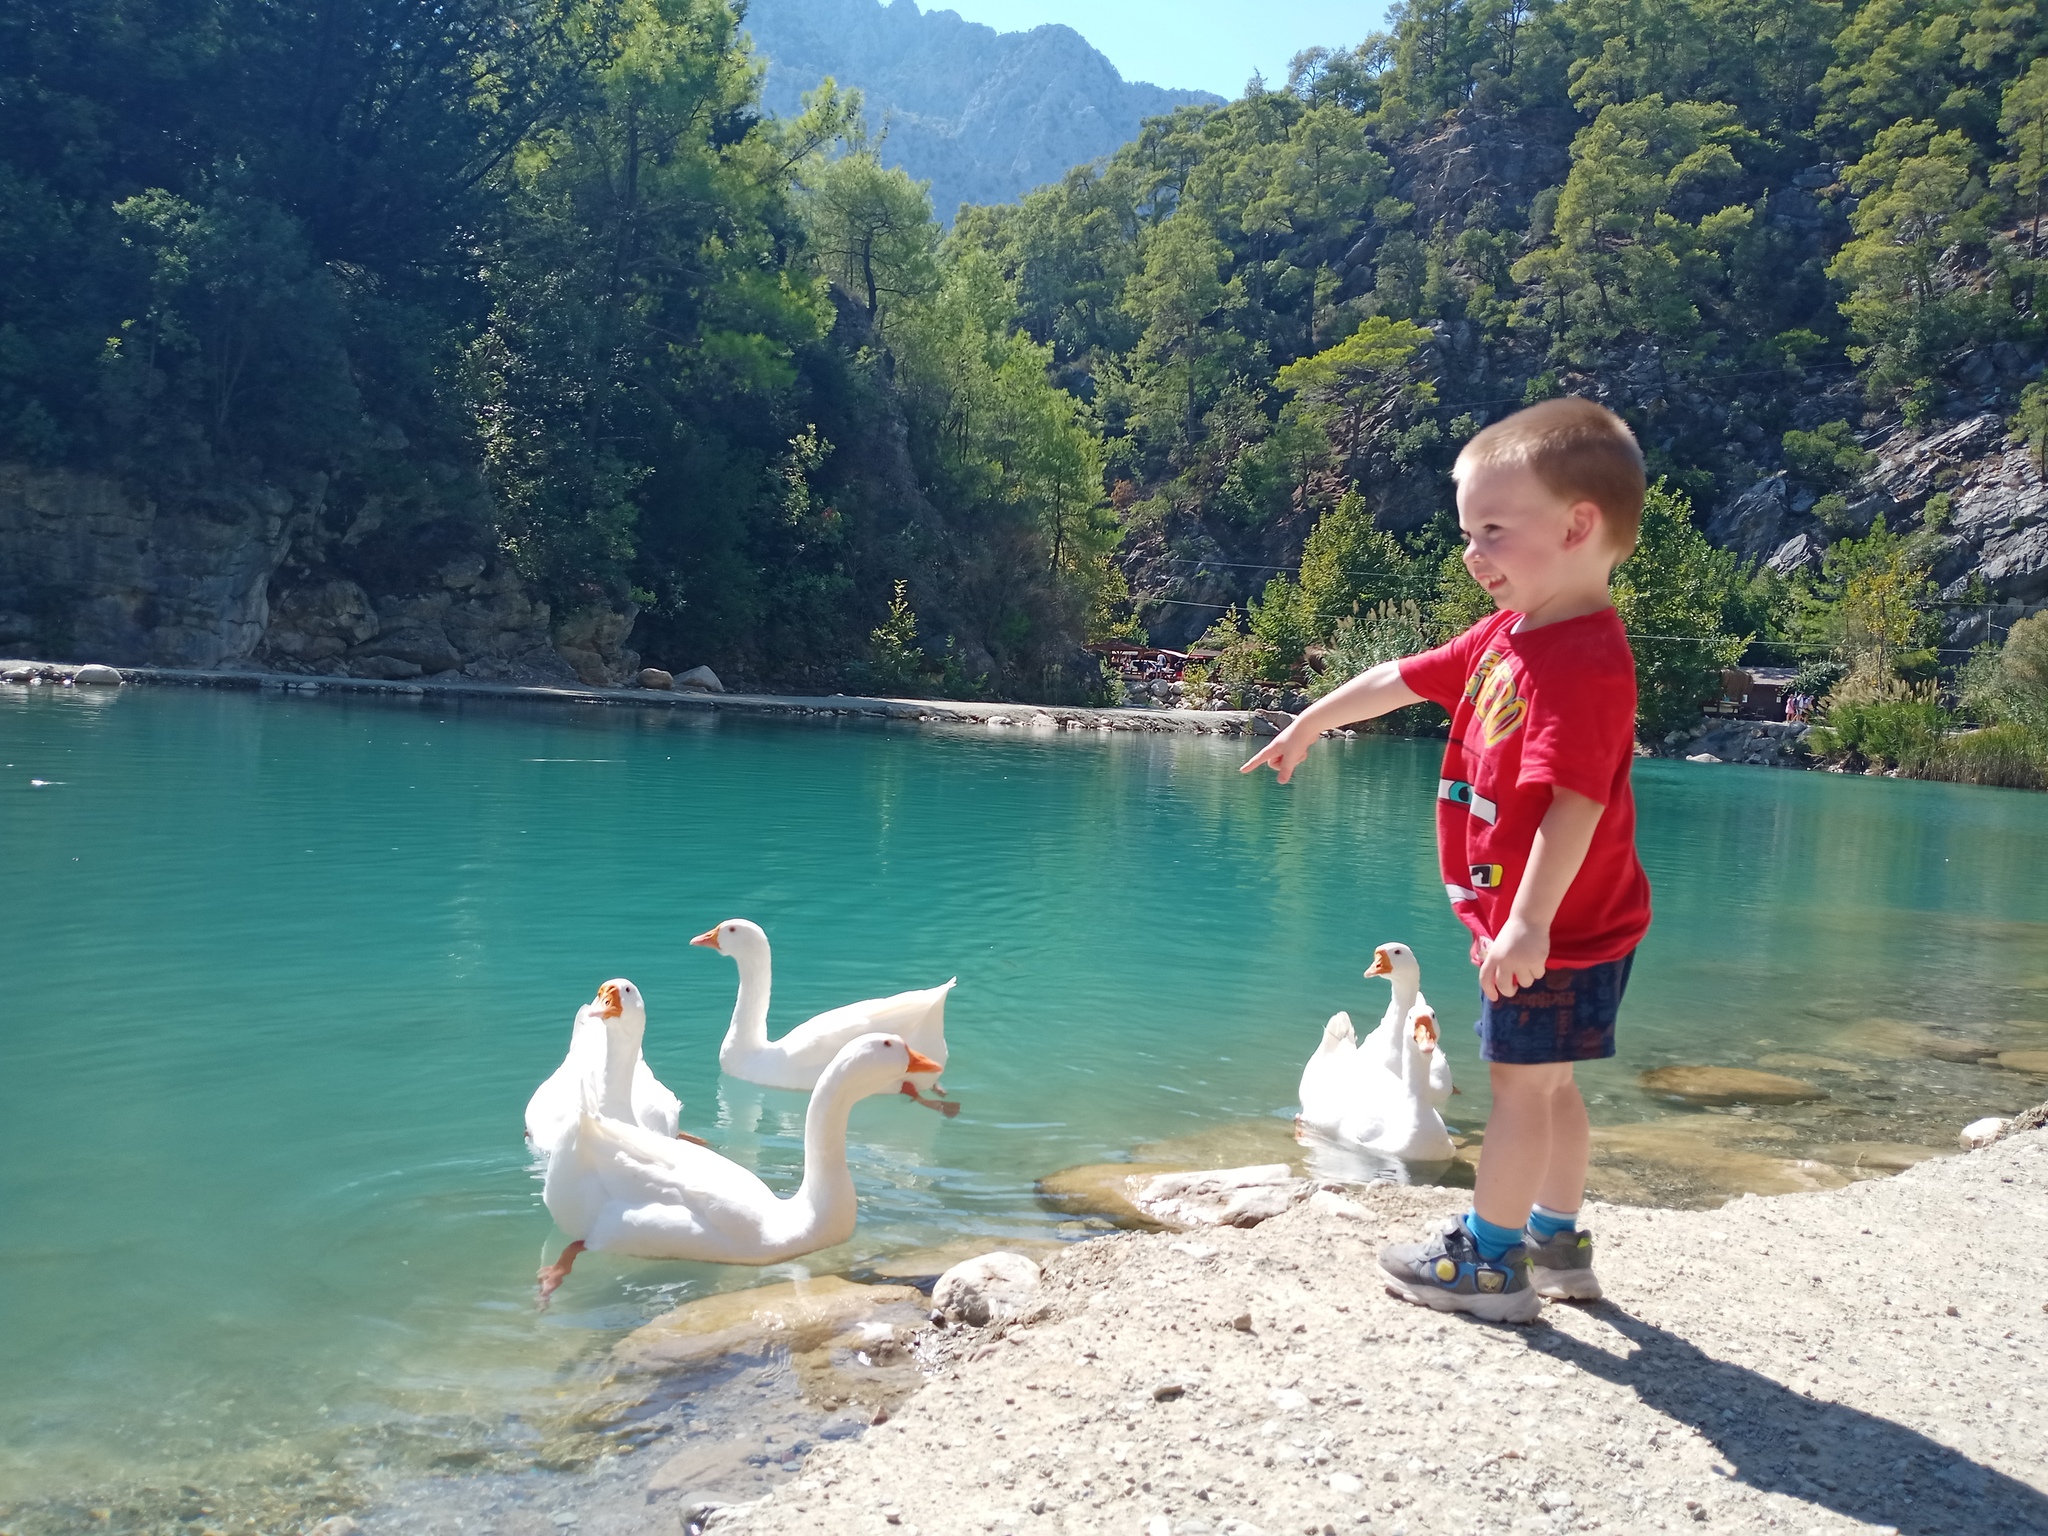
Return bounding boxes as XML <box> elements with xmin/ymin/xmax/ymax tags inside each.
<box><xmin>1242</xmin><ymin>395</ymin><xmax>1652</xmax><ymax>1324</ymax></box>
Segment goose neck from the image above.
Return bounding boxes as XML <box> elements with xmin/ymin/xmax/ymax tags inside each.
<box><xmin>599</xmin><ymin>1020</ymin><xmax>642</xmax><ymax>1118</ymax></box>
<box><xmin>789</xmin><ymin>1066</ymin><xmax>860</xmax><ymax>1241</ymax></box>
<box><xmin>724</xmin><ymin>944</ymin><xmax>773</xmax><ymax>1053</ymax></box>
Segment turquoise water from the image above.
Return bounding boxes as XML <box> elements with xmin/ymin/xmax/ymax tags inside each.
<box><xmin>3</xmin><ymin>686</ymin><xmax>2046</xmax><ymax>1515</ymax></box>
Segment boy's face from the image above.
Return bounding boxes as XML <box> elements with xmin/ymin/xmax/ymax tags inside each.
<box><xmin>1455</xmin><ymin>462</ymin><xmax>1610</xmax><ymax>615</ymax></box>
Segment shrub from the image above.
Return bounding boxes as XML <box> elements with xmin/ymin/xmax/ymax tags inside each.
<box><xmin>1783</xmin><ymin>420</ymin><xmax>1875</xmax><ymax>489</ymax></box>
<box><xmin>1925</xmin><ymin>725</ymin><xmax>2048</xmax><ymax>790</ymax></box>
<box><xmin>1809</xmin><ymin>695</ymin><xmax>1946</xmax><ymax>767</ymax></box>
<box><xmin>1309</xmin><ymin>600</ymin><xmax>1441</xmax><ymax>734</ymax></box>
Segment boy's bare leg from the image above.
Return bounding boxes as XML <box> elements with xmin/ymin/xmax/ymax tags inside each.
<box><xmin>1535</xmin><ymin>1070</ymin><xmax>1591</xmax><ymax>1215</ymax></box>
<box><xmin>1474</xmin><ymin>1061</ymin><xmax>1578</xmax><ymax>1232</ymax></box>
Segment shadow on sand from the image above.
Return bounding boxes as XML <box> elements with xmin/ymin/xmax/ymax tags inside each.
<box><xmin>1532</xmin><ymin>1305</ymin><xmax>2045</xmax><ymax>1535</ymax></box>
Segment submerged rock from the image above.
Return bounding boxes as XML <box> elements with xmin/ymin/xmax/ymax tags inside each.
<box><xmin>933</xmin><ymin>1251</ymin><xmax>1043</xmax><ymax>1326</ymax></box>
<box><xmin>1995</xmin><ymin>1050</ymin><xmax>2048</xmax><ymax>1075</ymax></box>
<box><xmin>72</xmin><ymin>663</ymin><xmax>123</xmax><ymax>684</ymax></box>
<box><xmin>610</xmin><ymin>1275</ymin><xmax>926</xmax><ymax>1379</ymax></box>
<box><xmin>1037</xmin><ymin>1162</ymin><xmax>1183</xmax><ymax>1227</ymax></box>
<box><xmin>1641</xmin><ymin>1066</ymin><xmax>1826</xmax><ymax>1105</ymax></box>
<box><xmin>1131</xmin><ymin>1164</ymin><xmax>1312</xmax><ymax>1229</ymax></box>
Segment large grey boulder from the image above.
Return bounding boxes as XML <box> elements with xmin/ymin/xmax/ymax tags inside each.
<box><xmin>675</xmin><ymin>664</ymin><xmax>725</xmax><ymax>693</ymax></box>
<box><xmin>932</xmin><ymin>1251</ymin><xmax>1043</xmax><ymax>1326</ymax></box>
<box><xmin>1132</xmin><ymin>1164</ymin><xmax>1312</xmax><ymax>1229</ymax></box>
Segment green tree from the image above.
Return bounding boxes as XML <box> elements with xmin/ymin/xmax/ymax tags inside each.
<box><xmin>1123</xmin><ymin>211</ymin><xmax>1234</xmax><ymax>452</ymax></box>
<box><xmin>1273</xmin><ymin>316</ymin><xmax>1435</xmax><ymax>483</ymax></box>
<box><xmin>1612</xmin><ymin>483</ymin><xmax>1752</xmax><ymax>734</ymax></box>
<box><xmin>806</xmin><ymin>141</ymin><xmax>941</xmax><ymax>326</ymax></box>
<box><xmin>1804</xmin><ymin>515</ymin><xmax>1940</xmax><ymax>682</ymax></box>
<box><xmin>2000</xmin><ymin>56</ymin><xmax>2048</xmax><ymax>257</ymax></box>
<box><xmin>1296</xmin><ymin>488</ymin><xmax>1421</xmax><ymax>634</ymax></box>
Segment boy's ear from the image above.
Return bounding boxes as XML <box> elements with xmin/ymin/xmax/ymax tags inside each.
<box><xmin>1562</xmin><ymin>499</ymin><xmax>1603</xmax><ymax>551</ymax></box>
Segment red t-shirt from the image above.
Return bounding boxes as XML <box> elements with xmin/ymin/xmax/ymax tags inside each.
<box><xmin>1398</xmin><ymin>607</ymin><xmax>1651</xmax><ymax>967</ymax></box>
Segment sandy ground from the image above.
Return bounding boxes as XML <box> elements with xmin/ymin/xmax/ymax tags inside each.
<box><xmin>710</xmin><ymin>1128</ymin><xmax>2048</xmax><ymax>1536</ymax></box>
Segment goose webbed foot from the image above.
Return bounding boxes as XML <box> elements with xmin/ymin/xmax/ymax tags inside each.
<box><xmin>536</xmin><ymin>1239</ymin><xmax>585</xmax><ymax>1309</ymax></box>
<box><xmin>899</xmin><ymin>1080</ymin><xmax>962</xmax><ymax>1117</ymax></box>
<box><xmin>675</xmin><ymin>1129</ymin><xmax>712</xmax><ymax>1147</ymax></box>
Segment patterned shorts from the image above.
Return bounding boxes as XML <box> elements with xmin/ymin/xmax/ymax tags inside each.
<box><xmin>1475</xmin><ymin>951</ymin><xmax>1634</xmax><ymax>1065</ymax></box>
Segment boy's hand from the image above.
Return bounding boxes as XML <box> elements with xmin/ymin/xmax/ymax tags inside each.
<box><xmin>1240</xmin><ymin>720</ymin><xmax>1317</xmax><ymax>783</ymax></box>
<box><xmin>1479</xmin><ymin>915</ymin><xmax>1549</xmax><ymax>1001</ymax></box>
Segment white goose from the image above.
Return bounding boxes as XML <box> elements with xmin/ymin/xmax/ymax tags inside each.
<box><xmin>1328</xmin><ymin>1004</ymin><xmax>1457</xmax><ymax>1163</ymax></box>
<box><xmin>525</xmin><ymin>981</ymin><xmax>690</xmax><ymax>1154</ymax></box>
<box><xmin>1297</xmin><ymin>1011</ymin><xmax>1360</xmax><ymax>1136</ymax></box>
<box><xmin>1355</xmin><ymin>943</ymin><xmax>1430</xmax><ymax>1075</ymax></box>
<box><xmin>536</xmin><ymin>1031</ymin><xmax>941</xmax><ymax>1302</ymax></box>
<box><xmin>692</xmin><ymin>919</ymin><xmax>958</xmax><ymax>1114</ymax></box>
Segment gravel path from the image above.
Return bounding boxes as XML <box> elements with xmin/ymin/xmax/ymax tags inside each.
<box><xmin>714</xmin><ymin>1129</ymin><xmax>2048</xmax><ymax>1536</ymax></box>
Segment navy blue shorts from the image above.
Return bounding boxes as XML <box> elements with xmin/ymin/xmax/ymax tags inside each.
<box><xmin>1475</xmin><ymin>952</ymin><xmax>1634</xmax><ymax>1064</ymax></box>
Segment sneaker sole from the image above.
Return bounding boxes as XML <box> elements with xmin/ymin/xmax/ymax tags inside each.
<box><xmin>1531</xmin><ymin>1266</ymin><xmax>1603</xmax><ymax>1301</ymax></box>
<box><xmin>1383</xmin><ymin>1277</ymin><xmax>1543</xmax><ymax>1324</ymax></box>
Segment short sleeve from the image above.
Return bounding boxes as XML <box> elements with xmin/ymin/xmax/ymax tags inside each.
<box><xmin>1519</xmin><ymin>665</ymin><xmax>1635</xmax><ymax>805</ymax></box>
<box><xmin>1398</xmin><ymin>624</ymin><xmax>1483</xmax><ymax>709</ymax></box>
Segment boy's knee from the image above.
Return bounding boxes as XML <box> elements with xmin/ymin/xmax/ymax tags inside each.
<box><xmin>1489</xmin><ymin>1061</ymin><xmax>1576</xmax><ymax>1097</ymax></box>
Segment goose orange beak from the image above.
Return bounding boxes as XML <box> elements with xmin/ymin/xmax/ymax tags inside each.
<box><xmin>595</xmin><ymin>982</ymin><xmax>624</xmax><ymax>1018</ymax></box>
<box><xmin>1365</xmin><ymin>948</ymin><xmax>1394</xmax><ymax>978</ymax></box>
<box><xmin>1413</xmin><ymin>1013</ymin><xmax>1439</xmax><ymax>1050</ymax></box>
<box><xmin>904</xmin><ymin>1048</ymin><xmax>943</xmax><ymax>1076</ymax></box>
<box><xmin>689</xmin><ymin>927</ymin><xmax>721</xmax><ymax>950</ymax></box>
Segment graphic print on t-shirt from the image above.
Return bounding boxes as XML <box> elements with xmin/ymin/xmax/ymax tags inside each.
<box><xmin>1465</xmin><ymin>649</ymin><xmax>1527</xmax><ymax>749</ymax></box>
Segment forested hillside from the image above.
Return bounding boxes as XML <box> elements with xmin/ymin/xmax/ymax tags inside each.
<box><xmin>2</xmin><ymin>0</ymin><xmax>2046</xmax><ymax>757</ymax></box>
<box><xmin>743</xmin><ymin>0</ymin><xmax>1219</xmax><ymax>220</ymax></box>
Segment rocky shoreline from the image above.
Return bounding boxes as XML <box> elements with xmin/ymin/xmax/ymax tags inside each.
<box><xmin>0</xmin><ymin>659</ymin><xmax>1281</xmax><ymax>737</ymax></box>
<box><xmin>698</xmin><ymin>1115</ymin><xmax>2048</xmax><ymax>1536</ymax></box>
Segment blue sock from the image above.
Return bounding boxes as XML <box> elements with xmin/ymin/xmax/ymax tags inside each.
<box><xmin>1461</xmin><ymin>1210</ymin><xmax>1524</xmax><ymax>1261</ymax></box>
<box><xmin>1528</xmin><ymin>1204</ymin><xmax>1580</xmax><ymax>1242</ymax></box>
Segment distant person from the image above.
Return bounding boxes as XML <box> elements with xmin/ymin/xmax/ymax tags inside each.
<box><xmin>1242</xmin><ymin>397</ymin><xmax>1652</xmax><ymax>1323</ymax></box>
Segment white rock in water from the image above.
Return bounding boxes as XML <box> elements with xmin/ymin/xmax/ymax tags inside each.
<box><xmin>1685</xmin><ymin>752</ymin><xmax>1723</xmax><ymax>764</ymax></box>
<box><xmin>674</xmin><ymin>665</ymin><xmax>724</xmax><ymax>693</ymax></box>
<box><xmin>932</xmin><ymin>1250</ymin><xmax>1042</xmax><ymax>1326</ymax></box>
<box><xmin>637</xmin><ymin>667</ymin><xmax>674</xmax><ymax>690</ymax></box>
<box><xmin>1133</xmin><ymin>1164</ymin><xmax>1311</xmax><ymax>1229</ymax></box>
<box><xmin>72</xmin><ymin>664</ymin><xmax>123</xmax><ymax>685</ymax></box>
<box><xmin>1960</xmin><ymin>1116</ymin><xmax>2010</xmax><ymax>1150</ymax></box>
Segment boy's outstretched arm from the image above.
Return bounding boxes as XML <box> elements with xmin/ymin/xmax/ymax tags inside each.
<box><xmin>1239</xmin><ymin>659</ymin><xmax>1424</xmax><ymax>783</ymax></box>
<box><xmin>1478</xmin><ymin>785</ymin><xmax>1604</xmax><ymax>1000</ymax></box>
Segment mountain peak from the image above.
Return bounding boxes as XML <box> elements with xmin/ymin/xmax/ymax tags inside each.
<box><xmin>743</xmin><ymin>0</ymin><xmax>1222</xmax><ymax>219</ymax></box>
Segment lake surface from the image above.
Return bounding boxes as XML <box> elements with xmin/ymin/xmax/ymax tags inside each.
<box><xmin>4</xmin><ymin>685</ymin><xmax>2046</xmax><ymax>1523</ymax></box>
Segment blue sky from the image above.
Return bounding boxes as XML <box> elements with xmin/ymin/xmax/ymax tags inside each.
<box><xmin>925</xmin><ymin>1</ymin><xmax>1391</xmax><ymax>98</ymax></box>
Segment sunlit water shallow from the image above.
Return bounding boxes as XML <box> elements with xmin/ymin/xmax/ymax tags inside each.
<box><xmin>3</xmin><ymin>685</ymin><xmax>2045</xmax><ymax>1527</ymax></box>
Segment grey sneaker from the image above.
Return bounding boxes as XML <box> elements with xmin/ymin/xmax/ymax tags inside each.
<box><xmin>1379</xmin><ymin>1217</ymin><xmax>1541</xmax><ymax>1324</ymax></box>
<box><xmin>1524</xmin><ymin>1224</ymin><xmax>1602</xmax><ymax>1301</ymax></box>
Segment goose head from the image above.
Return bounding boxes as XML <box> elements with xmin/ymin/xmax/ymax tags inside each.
<box><xmin>690</xmin><ymin>918</ymin><xmax>769</xmax><ymax>966</ymax></box>
<box><xmin>592</xmin><ymin>978</ymin><xmax>646</xmax><ymax>1040</ymax></box>
<box><xmin>1410</xmin><ymin>1008</ymin><xmax>1440</xmax><ymax>1053</ymax></box>
<box><xmin>822</xmin><ymin>1032</ymin><xmax>945</xmax><ymax>1101</ymax></box>
<box><xmin>1364</xmin><ymin>942</ymin><xmax>1420</xmax><ymax>989</ymax></box>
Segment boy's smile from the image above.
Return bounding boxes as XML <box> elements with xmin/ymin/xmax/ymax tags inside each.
<box><xmin>1456</xmin><ymin>462</ymin><xmax>1618</xmax><ymax>628</ymax></box>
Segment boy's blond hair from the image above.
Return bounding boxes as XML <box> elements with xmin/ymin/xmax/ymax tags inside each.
<box><xmin>1453</xmin><ymin>397</ymin><xmax>1646</xmax><ymax>558</ymax></box>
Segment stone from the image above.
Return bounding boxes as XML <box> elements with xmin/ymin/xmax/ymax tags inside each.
<box><xmin>552</xmin><ymin>604</ymin><xmax>640</xmax><ymax>687</ymax></box>
<box><xmin>1921</xmin><ymin>1037</ymin><xmax>1999</xmax><ymax>1064</ymax></box>
<box><xmin>675</xmin><ymin>664</ymin><xmax>725</xmax><ymax>693</ymax></box>
<box><xmin>609</xmin><ymin>1276</ymin><xmax>925</xmax><ymax>1377</ymax></box>
<box><xmin>1820</xmin><ymin>1142</ymin><xmax>1948</xmax><ymax>1173</ymax></box>
<box><xmin>1960</xmin><ymin>1117</ymin><xmax>2011</xmax><ymax>1150</ymax></box>
<box><xmin>308</xmin><ymin>1520</ymin><xmax>360</xmax><ymax>1536</ymax></box>
<box><xmin>1329</xmin><ymin>1471</ymin><xmax>1364</xmax><ymax>1495</ymax></box>
<box><xmin>1151</xmin><ymin>1380</ymin><xmax>1185</xmax><ymax>1401</ymax></box>
<box><xmin>1131</xmin><ymin>1164</ymin><xmax>1312</xmax><ymax>1229</ymax></box>
<box><xmin>932</xmin><ymin>1251</ymin><xmax>1043</xmax><ymax>1327</ymax></box>
<box><xmin>638</xmin><ymin>667</ymin><xmax>675</xmax><ymax>690</ymax></box>
<box><xmin>1640</xmin><ymin>1066</ymin><xmax>1826</xmax><ymax>1105</ymax></box>
<box><xmin>347</xmin><ymin>653</ymin><xmax>424</xmax><ymax>681</ymax></box>
<box><xmin>1995</xmin><ymin>1050</ymin><xmax>2048</xmax><ymax>1075</ymax></box>
<box><xmin>1684</xmin><ymin>752</ymin><xmax>1723</xmax><ymax>764</ymax></box>
<box><xmin>1036</xmin><ymin>1162</ymin><xmax>1185</xmax><ymax>1227</ymax></box>
<box><xmin>71</xmin><ymin>664</ymin><xmax>122</xmax><ymax>684</ymax></box>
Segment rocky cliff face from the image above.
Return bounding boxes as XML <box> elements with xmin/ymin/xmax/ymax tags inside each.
<box><xmin>743</xmin><ymin>0</ymin><xmax>1219</xmax><ymax>220</ymax></box>
<box><xmin>0</xmin><ymin>462</ymin><xmax>647</xmax><ymax>684</ymax></box>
